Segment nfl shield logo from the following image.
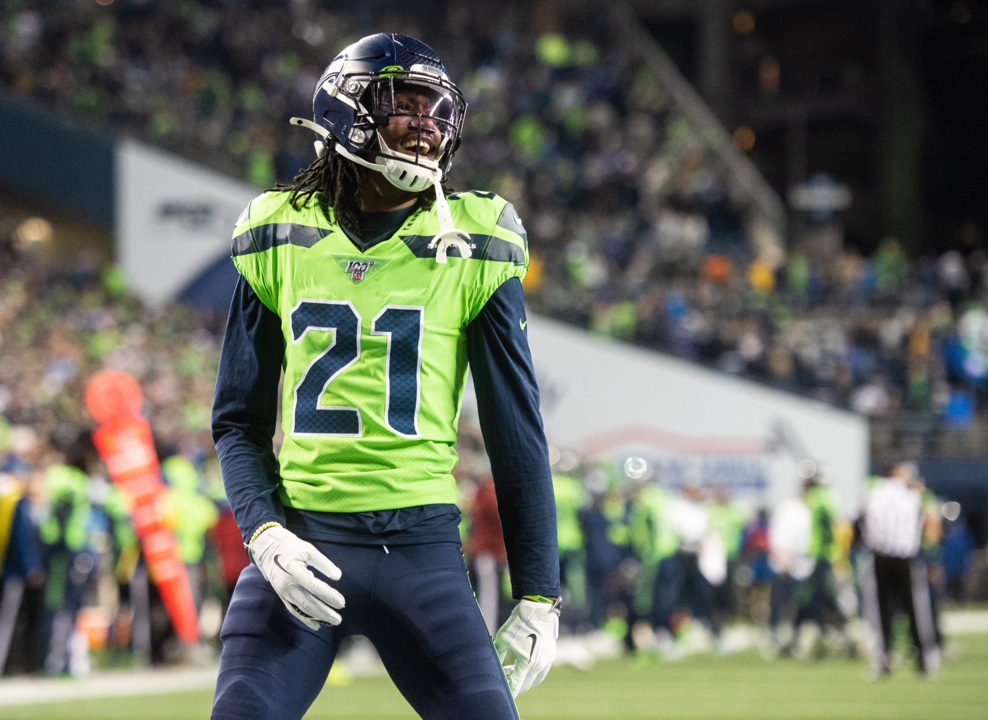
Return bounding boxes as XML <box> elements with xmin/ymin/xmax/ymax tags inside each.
<box><xmin>335</xmin><ymin>255</ymin><xmax>387</xmax><ymax>284</ymax></box>
<box><xmin>345</xmin><ymin>260</ymin><xmax>375</xmax><ymax>283</ymax></box>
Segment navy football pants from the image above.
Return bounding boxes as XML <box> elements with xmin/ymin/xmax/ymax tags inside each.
<box><xmin>210</xmin><ymin>540</ymin><xmax>519</xmax><ymax>720</ymax></box>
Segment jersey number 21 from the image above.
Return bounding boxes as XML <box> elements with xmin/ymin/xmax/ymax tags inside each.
<box><xmin>290</xmin><ymin>300</ymin><xmax>422</xmax><ymax>438</ymax></box>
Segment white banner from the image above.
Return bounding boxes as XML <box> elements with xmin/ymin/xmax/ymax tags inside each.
<box><xmin>516</xmin><ymin>316</ymin><xmax>869</xmax><ymax>517</ymax></box>
<box><xmin>115</xmin><ymin>138</ymin><xmax>256</xmax><ymax>305</ymax></box>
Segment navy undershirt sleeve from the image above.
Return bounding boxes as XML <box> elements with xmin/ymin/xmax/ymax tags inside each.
<box><xmin>466</xmin><ymin>277</ymin><xmax>561</xmax><ymax>599</ymax></box>
<box><xmin>211</xmin><ymin>275</ymin><xmax>286</xmax><ymax>543</ymax></box>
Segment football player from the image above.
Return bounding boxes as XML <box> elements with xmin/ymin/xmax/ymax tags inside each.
<box><xmin>210</xmin><ymin>33</ymin><xmax>560</xmax><ymax>720</ymax></box>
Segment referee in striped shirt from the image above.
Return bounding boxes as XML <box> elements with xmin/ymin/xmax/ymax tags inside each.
<box><xmin>860</xmin><ymin>462</ymin><xmax>940</xmax><ymax>679</ymax></box>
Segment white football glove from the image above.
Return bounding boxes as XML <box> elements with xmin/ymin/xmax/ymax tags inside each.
<box><xmin>494</xmin><ymin>597</ymin><xmax>560</xmax><ymax>698</ymax></box>
<box><xmin>248</xmin><ymin>525</ymin><xmax>345</xmax><ymax>631</ymax></box>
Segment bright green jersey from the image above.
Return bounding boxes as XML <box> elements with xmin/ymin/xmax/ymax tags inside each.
<box><xmin>231</xmin><ymin>189</ymin><xmax>528</xmax><ymax>513</ymax></box>
<box><xmin>552</xmin><ymin>473</ymin><xmax>587</xmax><ymax>553</ymax></box>
<box><xmin>630</xmin><ymin>485</ymin><xmax>678</xmax><ymax>564</ymax></box>
<box><xmin>806</xmin><ymin>484</ymin><xmax>840</xmax><ymax>561</ymax></box>
<box><xmin>708</xmin><ymin>501</ymin><xmax>748</xmax><ymax>561</ymax></box>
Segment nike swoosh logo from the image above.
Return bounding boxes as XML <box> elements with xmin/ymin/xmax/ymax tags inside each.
<box><xmin>273</xmin><ymin>554</ymin><xmax>292</xmax><ymax>574</ymax></box>
<box><xmin>519</xmin><ymin>319</ymin><xmax>528</xmax><ymax>331</ymax></box>
<box><xmin>526</xmin><ymin>633</ymin><xmax>537</xmax><ymax>661</ymax></box>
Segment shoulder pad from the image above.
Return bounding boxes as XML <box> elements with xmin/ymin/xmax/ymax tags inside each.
<box><xmin>232</xmin><ymin>191</ymin><xmax>329</xmax><ymax>257</ymax></box>
<box><xmin>447</xmin><ymin>190</ymin><xmax>508</xmax><ymax>223</ymax></box>
<box><xmin>237</xmin><ymin>191</ymin><xmax>297</xmax><ymax>231</ymax></box>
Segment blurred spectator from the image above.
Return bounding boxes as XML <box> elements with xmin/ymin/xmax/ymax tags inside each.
<box><xmin>552</xmin><ymin>466</ymin><xmax>588</xmax><ymax>626</ymax></box>
<box><xmin>795</xmin><ymin>475</ymin><xmax>849</xmax><ymax>658</ymax></box>
<box><xmin>738</xmin><ymin>508</ymin><xmax>774</xmax><ymax>625</ymax></box>
<box><xmin>0</xmin><ymin>469</ymin><xmax>45</xmax><ymax>676</ymax></box>
<box><xmin>161</xmin><ymin>453</ymin><xmax>219</xmax><ymax>611</ymax></box>
<box><xmin>941</xmin><ymin>510</ymin><xmax>975</xmax><ymax>603</ymax></box>
<box><xmin>580</xmin><ymin>485</ymin><xmax>627</xmax><ymax>633</ymax></box>
<box><xmin>629</xmin><ymin>470</ymin><xmax>680</xmax><ymax>649</ymax></box>
<box><xmin>38</xmin><ymin>459</ymin><xmax>97</xmax><ymax>676</ymax></box>
<box><xmin>669</xmin><ymin>483</ymin><xmax>721</xmax><ymax>646</ymax></box>
<box><xmin>765</xmin><ymin>488</ymin><xmax>813</xmax><ymax>657</ymax></box>
<box><xmin>464</xmin><ymin>474</ymin><xmax>508</xmax><ymax>636</ymax></box>
<box><xmin>209</xmin><ymin>501</ymin><xmax>250</xmax><ymax>618</ymax></box>
<box><xmin>95</xmin><ymin>478</ymin><xmax>145</xmax><ymax>665</ymax></box>
<box><xmin>707</xmin><ymin>485</ymin><xmax>748</xmax><ymax>634</ymax></box>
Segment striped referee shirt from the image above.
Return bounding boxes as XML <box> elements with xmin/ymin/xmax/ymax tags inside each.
<box><xmin>863</xmin><ymin>477</ymin><xmax>924</xmax><ymax>558</ymax></box>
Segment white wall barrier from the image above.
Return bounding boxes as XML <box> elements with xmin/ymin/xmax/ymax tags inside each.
<box><xmin>115</xmin><ymin>139</ymin><xmax>256</xmax><ymax>306</ymax></box>
<box><xmin>516</xmin><ymin>316</ymin><xmax>869</xmax><ymax>516</ymax></box>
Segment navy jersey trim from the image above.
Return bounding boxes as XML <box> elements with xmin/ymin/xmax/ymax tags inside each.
<box><xmin>285</xmin><ymin>504</ymin><xmax>462</xmax><ymax>545</ymax></box>
<box><xmin>400</xmin><ymin>233</ymin><xmax>525</xmax><ymax>265</ymax></box>
<box><xmin>232</xmin><ymin>223</ymin><xmax>329</xmax><ymax>257</ymax></box>
<box><xmin>448</xmin><ymin>190</ymin><xmax>497</xmax><ymax>201</ymax></box>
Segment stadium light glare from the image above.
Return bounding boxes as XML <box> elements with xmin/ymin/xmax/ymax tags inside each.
<box><xmin>796</xmin><ymin>457</ymin><xmax>818</xmax><ymax>479</ymax></box>
<box><xmin>14</xmin><ymin>217</ymin><xmax>53</xmax><ymax>247</ymax></box>
<box><xmin>759</xmin><ymin>57</ymin><xmax>781</xmax><ymax>94</ymax></box>
<box><xmin>623</xmin><ymin>455</ymin><xmax>650</xmax><ymax>481</ymax></box>
<box><xmin>733</xmin><ymin>10</ymin><xmax>756</xmax><ymax>35</ymax></box>
<box><xmin>942</xmin><ymin>500</ymin><xmax>962</xmax><ymax>522</ymax></box>
<box><xmin>733</xmin><ymin>126</ymin><xmax>756</xmax><ymax>152</ymax></box>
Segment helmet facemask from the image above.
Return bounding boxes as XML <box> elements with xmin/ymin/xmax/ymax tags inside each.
<box><xmin>335</xmin><ymin>71</ymin><xmax>465</xmax><ymax>192</ymax></box>
<box><xmin>368</xmin><ymin>76</ymin><xmax>462</xmax><ymax>171</ymax></box>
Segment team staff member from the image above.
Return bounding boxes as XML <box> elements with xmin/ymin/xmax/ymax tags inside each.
<box><xmin>860</xmin><ymin>463</ymin><xmax>940</xmax><ymax>679</ymax></box>
<box><xmin>210</xmin><ymin>33</ymin><xmax>560</xmax><ymax>720</ymax></box>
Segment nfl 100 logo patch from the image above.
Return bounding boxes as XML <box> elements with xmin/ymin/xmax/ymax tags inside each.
<box><xmin>334</xmin><ymin>255</ymin><xmax>388</xmax><ymax>284</ymax></box>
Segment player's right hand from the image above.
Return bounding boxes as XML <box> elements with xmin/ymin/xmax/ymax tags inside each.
<box><xmin>248</xmin><ymin>524</ymin><xmax>345</xmax><ymax>630</ymax></box>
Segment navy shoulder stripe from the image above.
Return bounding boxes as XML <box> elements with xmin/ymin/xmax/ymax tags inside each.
<box><xmin>400</xmin><ymin>234</ymin><xmax>525</xmax><ymax>265</ymax></box>
<box><xmin>496</xmin><ymin>203</ymin><xmax>528</xmax><ymax>250</ymax></box>
<box><xmin>448</xmin><ymin>190</ymin><xmax>498</xmax><ymax>201</ymax></box>
<box><xmin>232</xmin><ymin>223</ymin><xmax>328</xmax><ymax>257</ymax></box>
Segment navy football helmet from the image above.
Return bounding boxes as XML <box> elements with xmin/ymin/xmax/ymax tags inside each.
<box><xmin>291</xmin><ymin>33</ymin><xmax>467</xmax><ymax>193</ymax></box>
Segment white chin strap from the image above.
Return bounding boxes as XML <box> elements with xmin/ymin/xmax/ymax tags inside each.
<box><xmin>290</xmin><ymin>117</ymin><xmax>472</xmax><ymax>264</ymax></box>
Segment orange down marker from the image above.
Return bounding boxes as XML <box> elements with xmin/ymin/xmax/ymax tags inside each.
<box><xmin>85</xmin><ymin>370</ymin><xmax>199</xmax><ymax>645</ymax></box>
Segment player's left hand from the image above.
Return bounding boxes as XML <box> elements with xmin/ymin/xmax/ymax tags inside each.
<box><xmin>494</xmin><ymin>597</ymin><xmax>560</xmax><ymax>698</ymax></box>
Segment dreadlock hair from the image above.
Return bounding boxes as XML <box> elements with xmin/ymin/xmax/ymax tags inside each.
<box><xmin>272</xmin><ymin>148</ymin><xmax>444</xmax><ymax>238</ymax></box>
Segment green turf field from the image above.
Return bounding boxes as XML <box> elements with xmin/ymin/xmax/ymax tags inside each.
<box><xmin>2</xmin><ymin>633</ymin><xmax>986</xmax><ymax>719</ymax></box>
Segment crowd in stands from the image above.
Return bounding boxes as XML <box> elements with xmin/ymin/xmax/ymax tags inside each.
<box><xmin>0</xmin><ymin>0</ymin><xmax>986</xmax><ymax>677</ymax></box>
<box><xmin>3</xmin><ymin>0</ymin><xmax>987</xmax><ymax>452</ymax></box>
<box><xmin>0</xmin><ymin>246</ymin><xmax>234</xmax><ymax>673</ymax></box>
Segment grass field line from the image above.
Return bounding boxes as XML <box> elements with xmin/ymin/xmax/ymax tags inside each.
<box><xmin>940</xmin><ymin>607</ymin><xmax>988</xmax><ymax>634</ymax></box>
<box><xmin>1</xmin><ymin>607</ymin><xmax>985</xmax><ymax>708</ymax></box>
<box><xmin>0</xmin><ymin>664</ymin><xmax>219</xmax><ymax>707</ymax></box>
